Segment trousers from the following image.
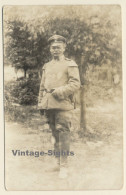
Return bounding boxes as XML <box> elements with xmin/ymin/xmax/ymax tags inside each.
<box><xmin>45</xmin><ymin>109</ymin><xmax>72</xmax><ymax>166</ymax></box>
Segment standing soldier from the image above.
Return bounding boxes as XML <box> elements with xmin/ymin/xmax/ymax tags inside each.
<box><xmin>38</xmin><ymin>35</ymin><xmax>80</xmax><ymax>178</ymax></box>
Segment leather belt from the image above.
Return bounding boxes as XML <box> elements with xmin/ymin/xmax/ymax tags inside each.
<box><xmin>44</xmin><ymin>89</ymin><xmax>55</xmax><ymax>93</ymax></box>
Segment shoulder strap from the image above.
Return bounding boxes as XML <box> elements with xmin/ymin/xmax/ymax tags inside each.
<box><xmin>67</xmin><ymin>60</ymin><xmax>78</xmax><ymax>67</ymax></box>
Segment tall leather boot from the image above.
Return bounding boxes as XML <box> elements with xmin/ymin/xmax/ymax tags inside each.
<box><xmin>58</xmin><ymin>131</ymin><xmax>70</xmax><ymax>178</ymax></box>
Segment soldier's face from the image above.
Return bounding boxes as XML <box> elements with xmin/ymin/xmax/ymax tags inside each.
<box><xmin>50</xmin><ymin>42</ymin><xmax>66</xmax><ymax>57</ymax></box>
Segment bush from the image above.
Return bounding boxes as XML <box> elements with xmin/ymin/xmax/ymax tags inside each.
<box><xmin>10</xmin><ymin>77</ymin><xmax>40</xmax><ymax>105</ymax></box>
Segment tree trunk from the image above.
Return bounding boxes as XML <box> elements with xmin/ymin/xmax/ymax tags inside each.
<box><xmin>80</xmin><ymin>85</ymin><xmax>86</xmax><ymax>131</ymax></box>
<box><xmin>24</xmin><ymin>70</ymin><xmax>27</xmax><ymax>78</ymax></box>
<box><xmin>79</xmin><ymin>55</ymin><xmax>86</xmax><ymax>132</ymax></box>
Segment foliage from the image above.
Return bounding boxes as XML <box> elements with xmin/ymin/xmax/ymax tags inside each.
<box><xmin>5</xmin><ymin>14</ymin><xmax>121</xmax><ymax>80</ymax></box>
<box><xmin>4</xmin><ymin>9</ymin><xmax>122</xmax><ymax>106</ymax></box>
<box><xmin>43</xmin><ymin>17</ymin><xmax>121</xmax><ymax>83</ymax></box>
<box><xmin>5</xmin><ymin>20</ymin><xmax>39</xmax><ymax>77</ymax></box>
<box><xmin>8</xmin><ymin>78</ymin><xmax>40</xmax><ymax>105</ymax></box>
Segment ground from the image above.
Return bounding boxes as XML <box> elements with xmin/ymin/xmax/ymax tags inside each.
<box><xmin>5</xmin><ymin>97</ymin><xmax>123</xmax><ymax>190</ymax></box>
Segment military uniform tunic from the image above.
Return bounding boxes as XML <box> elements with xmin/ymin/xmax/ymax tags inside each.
<box><xmin>38</xmin><ymin>57</ymin><xmax>80</xmax><ymax>110</ymax></box>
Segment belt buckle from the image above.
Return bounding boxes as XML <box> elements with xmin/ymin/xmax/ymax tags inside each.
<box><xmin>45</xmin><ymin>89</ymin><xmax>54</xmax><ymax>93</ymax></box>
<box><xmin>45</xmin><ymin>89</ymin><xmax>50</xmax><ymax>93</ymax></box>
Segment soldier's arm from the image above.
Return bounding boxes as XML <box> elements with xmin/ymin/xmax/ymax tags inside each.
<box><xmin>52</xmin><ymin>61</ymin><xmax>80</xmax><ymax>100</ymax></box>
<box><xmin>38</xmin><ymin>66</ymin><xmax>45</xmax><ymax>104</ymax></box>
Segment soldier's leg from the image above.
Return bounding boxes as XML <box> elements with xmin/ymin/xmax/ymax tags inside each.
<box><xmin>55</xmin><ymin>110</ymin><xmax>72</xmax><ymax>167</ymax></box>
<box><xmin>45</xmin><ymin>110</ymin><xmax>60</xmax><ymax>166</ymax></box>
<box><xmin>45</xmin><ymin>110</ymin><xmax>55</xmax><ymax>132</ymax></box>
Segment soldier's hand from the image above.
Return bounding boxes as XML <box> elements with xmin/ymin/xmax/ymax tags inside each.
<box><xmin>52</xmin><ymin>89</ymin><xmax>58</xmax><ymax>98</ymax></box>
<box><xmin>52</xmin><ymin>88</ymin><xmax>64</xmax><ymax>100</ymax></box>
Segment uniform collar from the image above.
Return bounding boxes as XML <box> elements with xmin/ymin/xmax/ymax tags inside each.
<box><xmin>52</xmin><ymin>55</ymin><xmax>65</xmax><ymax>62</ymax></box>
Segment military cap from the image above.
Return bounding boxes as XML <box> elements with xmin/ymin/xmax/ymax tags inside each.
<box><xmin>48</xmin><ymin>34</ymin><xmax>66</xmax><ymax>44</ymax></box>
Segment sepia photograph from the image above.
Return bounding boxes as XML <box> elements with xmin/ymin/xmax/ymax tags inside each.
<box><xmin>3</xmin><ymin>5</ymin><xmax>123</xmax><ymax>190</ymax></box>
